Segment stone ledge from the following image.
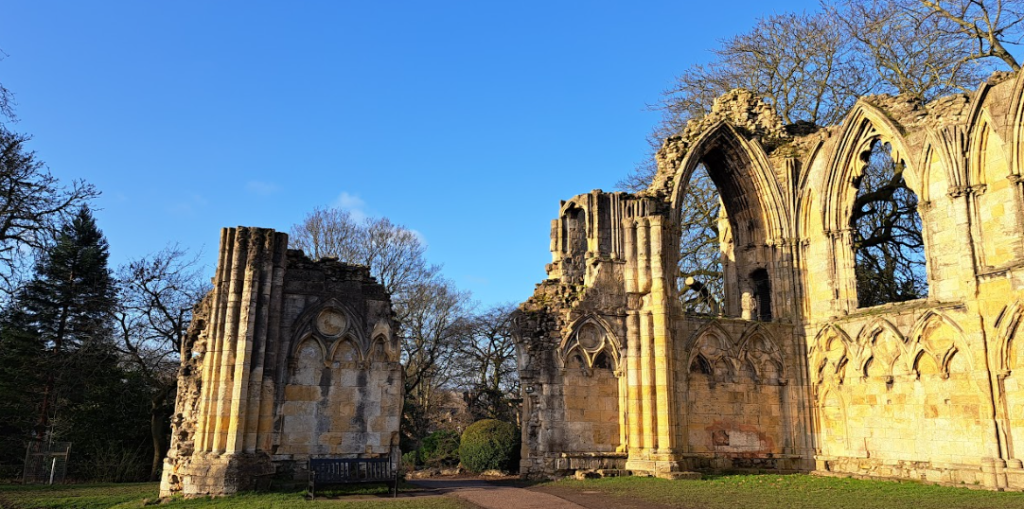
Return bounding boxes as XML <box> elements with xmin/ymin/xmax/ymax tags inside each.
<box><xmin>656</xmin><ymin>471</ymin><xmax>703</xmax><ymax>481</ymax></box>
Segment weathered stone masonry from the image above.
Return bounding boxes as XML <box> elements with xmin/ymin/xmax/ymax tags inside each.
<box><xmin>515</xmin><ymin>72</ymin><xmax>1024</xmax><ymax>490</ymax></box>
<box><xmin>160</xmin><ymin>227</ymin><xmax>402</xmax><ymax>497</ymax></box>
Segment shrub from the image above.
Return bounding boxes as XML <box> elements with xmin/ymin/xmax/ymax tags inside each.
<box><xmin>420</xmin><ymin>430</ymin><xmax>460</xmax><ymax>468</ymax></box>
<box><xmin>401</xmin><ymin>450</ymin><xmax>419</xmax><ymax>469</ymax></box>
<box><xmin>458</xmin><ymin>419</ymin><xmax>520</xmax><ymax>473</ymax></box>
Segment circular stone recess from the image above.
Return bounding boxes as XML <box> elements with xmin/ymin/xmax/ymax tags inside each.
<box><xmin>577</xmin><ymin>323</ymin><xmax>603</xmax><ymax>350</ymax></box>
<box><xmin>316</xmin><ymin>309</ymin><xmax>348</xmax><ymax>337</ymax></box>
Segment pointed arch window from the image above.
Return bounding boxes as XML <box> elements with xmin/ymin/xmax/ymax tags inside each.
<box><xmin>851</xmin><ymin>140</ymin><xmax>927</xmax><ymax>307</ymax></box>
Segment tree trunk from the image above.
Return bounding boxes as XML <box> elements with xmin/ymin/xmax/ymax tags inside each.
<box><xmin>148</xmin><ymin>384</ymin><xmax>174</xmax><ymax>481</ymax></box>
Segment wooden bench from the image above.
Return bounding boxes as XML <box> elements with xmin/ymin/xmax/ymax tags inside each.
<box><xmin>307</xmin><ymin>455</ymin><xmax>399</xmax><ymax>499</ymax></box>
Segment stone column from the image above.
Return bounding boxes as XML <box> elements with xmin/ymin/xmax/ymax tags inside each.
<box><xmin>212</xmin><ymin>227</ymin><xmax>253</xmax><ymax>453</ymax></box>
<box><xmin>640</xmin><ymin>310</ymin><xmax>655</xmax><ymax>452</ymax></box>
<box><xmin>637</xmin><ymin>218</ymin><xmax>651</xmax><ymax>294</ymax></box>
<box><xmin>626</xmin><ymin>310</ymin><xmax>642</xmax><ymax>453</ymax></box>
<box><xmin>255</xmin><ymin>249</ymin><xmax>287</xmax><ymax>452</ymax></box>
<box><xmin>623</xmin><ymin>218</ymin><xmax>643</xmax><ymax>455</ymax></box>
<box><xmin>649</xmin><ymin>216</ymin><xmax>675</xmax><ymax>454</ymax></box>
<box><xmin>194</xmin><ymin>228</ymin><xmax>234</xmax><ymax>453</ymax></box>
<box><xmin>237</xmin><ymin>230</ymin><xmax>288</xmax><ymax>453</ymax></box>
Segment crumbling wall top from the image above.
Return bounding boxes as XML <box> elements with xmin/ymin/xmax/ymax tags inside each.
<box><xmin>648</xmin><ymin>89</ymin><xmax>790</xmax><ymax>198</ymax></box>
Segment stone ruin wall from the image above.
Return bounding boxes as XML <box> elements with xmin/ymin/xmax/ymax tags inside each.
<box><xmin>160</xmin><ymin>227</ymin><xmax>403</xmax><ymax>498</ymax></box>
<box><xmin>514</xmin><ymin>72</ymin><xmax>1024</xmax><ymax>490</ymax></box>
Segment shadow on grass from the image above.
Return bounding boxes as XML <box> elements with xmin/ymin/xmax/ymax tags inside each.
<box><xmin>536</xmin><ymin>473</ymin><xmax>1024</xmax><ymax>509</ymax></box>
<box><xmin>0</xmin><ymin>481</ymin><xmax>473</xmax><ymax>509</ymax></box>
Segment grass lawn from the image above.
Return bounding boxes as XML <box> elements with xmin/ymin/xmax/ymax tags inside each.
<box><xmin>0</xmin><ymin>482</ymin><xmax>474</xmax><ymax>509</ymax></box>
<box><xmin>541</xmin><ymin>474</ymin><xmax>1024</xmax><ymax>509</ymax></box>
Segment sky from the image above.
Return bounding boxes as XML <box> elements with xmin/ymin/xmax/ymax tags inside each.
<box><xmin>1</xmin><ymin>0</ymin><xmax>822</xmax><ymax>309</ymax></box>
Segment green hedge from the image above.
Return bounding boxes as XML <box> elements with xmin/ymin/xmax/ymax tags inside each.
<box><xmin>458</xmin><ymin>419</ymin><xmax>520</xmax><ymax>473</ymax></box>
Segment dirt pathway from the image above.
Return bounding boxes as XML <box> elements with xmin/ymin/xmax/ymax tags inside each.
<box><xmin>526</xmin><ymin>483</ymin><xmax>681</xmax><ymax>509</ymax></box>
<box><xmin>408</xmin><ymin>478</ymin><xmax>590</xmax><ymax>509</ymax></box>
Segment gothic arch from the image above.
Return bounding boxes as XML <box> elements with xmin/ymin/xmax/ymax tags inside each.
<box><xmin>368</xmin><ymin>335</ymin><xmax>392</xmax><ymax>364</ymax></box>
<box><xmin>558</xmin><ymin>200</ymin><xmax>589</xmax><ymax>250</ymax></box>
<box><xmin>686</xmin><ymin>320</ymin><xmax>735</xmax><ymax>354</ymax></box>
<box><xmin>857</xmin><ymin>317</ymin><xmax>907</xmax><ymax>378</ymax></box>
<box><xmin>795</xmin><ymin>139</ymin><xmax>826</xmax><ymax>243</ymax></box>
<box><xmin>328</xmin><ymin>334</ymin><xmax>363</xmax><ymax>364</ymax></box>
<box><xmin>810</xmin><ymin>324</ymin><xmax>852</xmax><ymax>385</ymax></box>
<box><xmin>292</xmin><ymin>334</ymin><xmax>328</xmax><ymax>370</ymax></box>
<box><xmin>920</xmin><ymin>127</ymin><xmax>967</xmax><ymax>204</ymax></box>
<box><xmin>966</xmin><ymin>108</ymin><xmax>1009</xmax><ymax>188</ymax></box>
<box><xmin>1010</xmin><ymin>70</ymin><xmax>1024</xmax><ymax>176</ymax></box>
<box><xmin>822</xmin><ymin>100</ymin><xmax>921</xmax><ymax>232</ymax></box>
<box><xmin>908</xmin><ymin>311</ymin><xmax>969</xmax><ymax>376</ymax></box>
<box><xmin>995</xmin><ymin>299</ymin><xmax>1024</xmax><ymax>372</ymax></box>
<box><xmin>856</xmin><ymin>317</ymin><xmax>905</xmax><ymax>344</ymax></box>
<box><xmin>817</xmin><ymin>386</ymin><xmax>850</xmax><ymax>456</ymax></box>
<box><xmin>371</xmin><ymin>318</ymin><xmax>400</xmax><ymax>361</ymax></box>
<box><xmin>810</xmin><ymin>323</ymin><xmax>853</xmax><ymax>357</ymax></box>
<box><xmin>737</xmin><ymin>325</ymin><xmax>785</xmax><ymax>383</ymax></box>
<box><xmin>999</xmin><ymin>71</ymin><xmax>1024</xmax><ymax>174</ymax></box>
<box><xmin>289</xmin><ymin>298</ymin><xmax>367</xmax><ymax>354</ymax></box>
<box><xmin>559</xmin><ymin>314</ymin><xmax>621</xmax><ymax>372</ymax></box>
<box><xmin>687</xmin><ymin>324</ymin><xmax>737</xmax><ymax>380</ymax></box>
<box><xmin>668</xmin><ymin>121</ymin><xmax>790</xmax><ymax>245</ymax></box>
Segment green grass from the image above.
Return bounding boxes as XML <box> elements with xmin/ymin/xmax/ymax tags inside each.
<box><xmin>542</xmin><ymin>474</ymin><xmax>1024</xmax><ymax>509</ymax></box>
<box><xmin>0</xmin><ymin>482</ymin><xmax>474</xmax><ymax>509</ymax></box>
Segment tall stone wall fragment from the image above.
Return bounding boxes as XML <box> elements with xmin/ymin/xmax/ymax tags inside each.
<box><xmin>160</xmin><ymin>227</ymin><xmax>402</xmax><ymax>498</ymax></box>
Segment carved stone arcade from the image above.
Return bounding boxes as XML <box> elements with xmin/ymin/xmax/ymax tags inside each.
<box><xmin>514</xmin><ymin>76</ymin><xmax>1024</xmax><ymax>490</ymax></box>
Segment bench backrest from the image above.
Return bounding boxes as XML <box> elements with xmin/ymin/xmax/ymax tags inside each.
<box><xmin>309</xmin><ymin>457</ymin><xmax>395</xmax><ymax>482</ymax></box>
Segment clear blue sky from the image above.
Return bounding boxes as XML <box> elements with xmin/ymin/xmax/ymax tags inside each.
<box><xmin>2</xmin><ymin>0</ymin><xmax>819</xmax><ymax>308</ymax></box>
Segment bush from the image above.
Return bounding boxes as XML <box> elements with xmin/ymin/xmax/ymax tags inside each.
<box><xmin>420</xmin><ymin>430</ymin><xmax>460</xmax><ymax>468</ymax></box>
<box><xmin>458</xmin><ymin>419</ymin><xmax>520</xmax><ymax>473</ymax></box>
<box><xmin>401</xmin><ymin>450</ymin><xmax>419</xmax><ymax>469</ymax></box>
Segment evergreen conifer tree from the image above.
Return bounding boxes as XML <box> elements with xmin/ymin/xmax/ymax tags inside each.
<box><xmin>17</xmin><ymin>206</ymin><xmax>117</xmax><ymax>442</ymax></box>
<box><xmin>0</xmin><ymin>206</ymin><xmax>155</xmax><ymax>479</ymax></box>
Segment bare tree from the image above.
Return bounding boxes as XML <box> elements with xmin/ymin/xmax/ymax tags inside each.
<box><xmin>290</xmin><ymin>211</ymin><xmax>440</xmax><ymax>300</ymax></box>
<box><xmin>916</xmin><ymin>0</ymin><xmax>1024</xmax><ymax>71</ymax></box>
<box><xmin>401</xmin><ymin>279</ymin><xmax>471</xmax><ymax>404</ymax></box>
<box><xmin>288</xmin><ymin>206</ymin><xmax>361</xmax><ymax>262</ymax></box>
<box><xmin>362</xmin><ymin>218</ymin><xmax>440</xmax><ymax>303</ymax></box>
<box><xmin>832</xmin><ymin>0</ymin><xmax>991</xmax><ymax>99</ymax></box>
<box><xmin>0</xmin><ymin>128</ymin><xmax>98</xmax><ymax>296</ymax></box>
<box><xmin>453</xmin><ymin>304</ymin><xmax>519</xmax><ymax>422</ymax></box>
<box><xmin>114</xmin><ymin>246</ymin><xmax>207</xmax><ymax>480</ymax></box>
<box><xmin>662</xmin><ymin>11</ymin><xmax>869</xmax><ymax>130</ymax></box>
<box><xmin>0</xmin><ymin>49</ymin><xmax>15</xmax><ymax>126</ymax></box>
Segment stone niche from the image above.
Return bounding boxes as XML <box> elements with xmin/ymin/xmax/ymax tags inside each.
<box><xmin>160</xmin><ymin>227</ymin><xmax>403</xmax><ymax>498</ymax></box>
<box><xmin>515</xmin><ymin>72</ymin><xmax>1024</xmax><ymax>491</ymax></box>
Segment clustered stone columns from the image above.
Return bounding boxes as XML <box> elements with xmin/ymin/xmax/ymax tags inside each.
<box><xmin>620</xmin><ymin>215</ymin><xmax>677</xmax><ymax>472</ymax></box>
<box><xmin>196</xmin><ymin>228</ymin><xmax>286</xmax><ymax>457</ymax></box>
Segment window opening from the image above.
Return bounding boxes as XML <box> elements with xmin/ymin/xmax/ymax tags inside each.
<box><xmin>851</xmin><ymin>140</ymin><xmax>927</xmax><ymax>307</ymax></box>
<box><xmin>751</xmin><ymin>269</ymin><xmax>772</xmax><ymax>321</ymax></box>
<box><xmin>678</xmin><ymin>164</ymin><xmax>726</xmax><ymax>315</ymax></box>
